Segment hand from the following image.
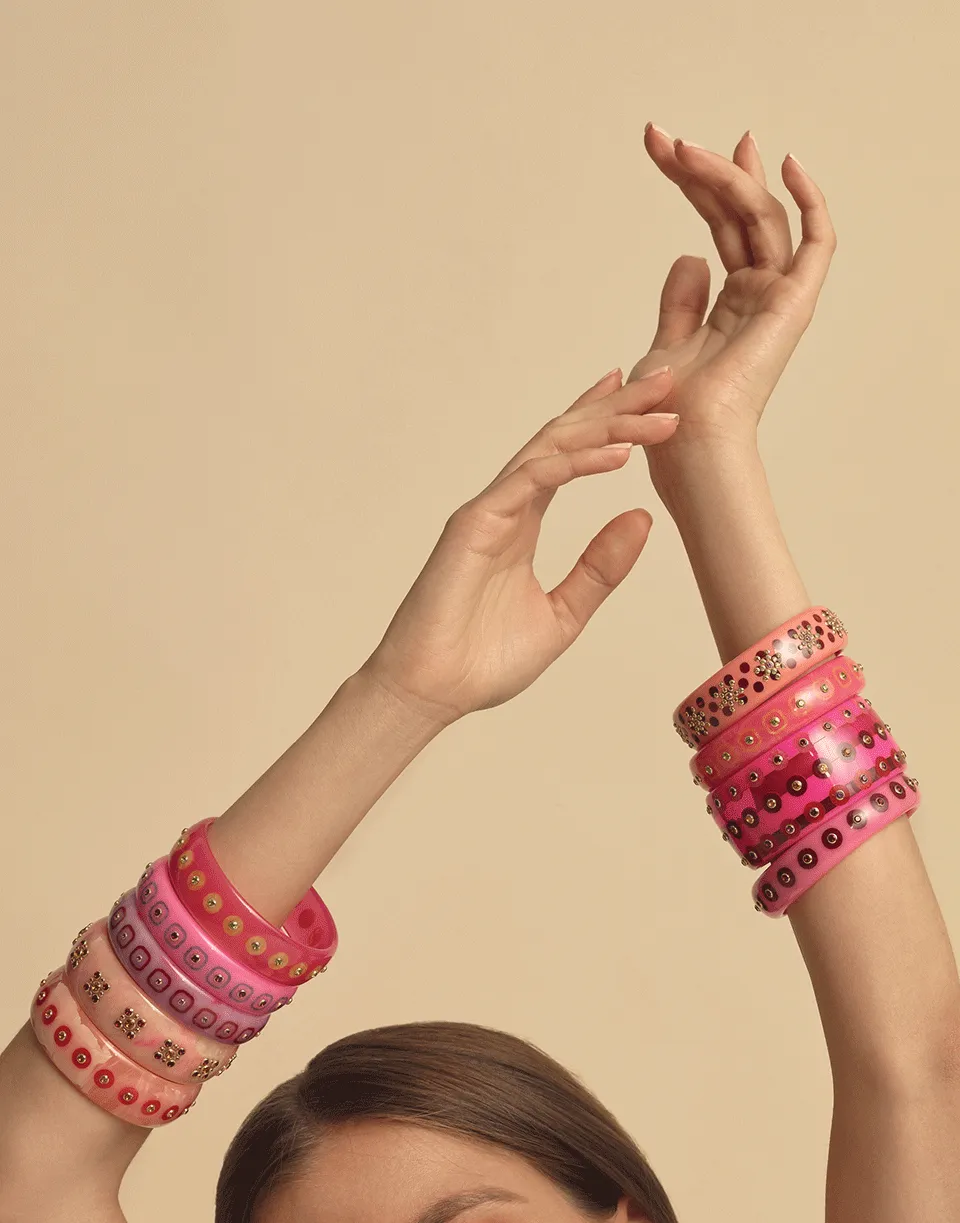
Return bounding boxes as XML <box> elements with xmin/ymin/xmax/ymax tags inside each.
<box><xmin>627</xmin><ymin>125</ymin><xmax>837</xmax><ymax>460</ymax></box>
<box><xmin>361</xmin><ymin>369</ymin><xmax>678</xmax><ymax>727</ymax></box>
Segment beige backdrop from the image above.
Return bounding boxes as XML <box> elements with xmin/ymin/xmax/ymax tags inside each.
<box><xmin>2</xmin><ymin>4</ymin><xmax>956</xmax><ymax>1221</ymax></box>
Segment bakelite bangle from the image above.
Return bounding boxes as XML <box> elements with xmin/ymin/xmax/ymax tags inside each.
<box><xmin>136</xmin><ymin>858</ymin><xmax>297</xmax><ymax>1015</ymax></box>
<box><xmin>752</xmin><ymin>774</ymin><xmax>921</xmax><ymax>916</ymax></box>
<box><xmin>169</xmin><ymin>819</ymin><xmax>337</xmax><ymax>982</ymax></box>
<box><xmin>690</xmin><ymin>655</ymin><xmax>865</xmax><ymax>789</ymax></box>
<box><xmin>108</xmin><ymin>893</ymin><xmax>269</xmax><ymax>1045</ymax></box>
<box><xmin>31</xmin><ymin>968</ymin><xmax>200</xmax><ymax>1127</ymax></box>
<box><xmin>65</xmin><ymin>918</ymin><xmax>236</xmax><ymax>1085</ymax></box>
<box><xmin>673</xmin><ymin>607</ymin><xmax>847</xmax><ymax>749</ymax></box>
<box><xmin>710</xmin><ymin>703</ymin><xmax>905</xmax><ymax>867</ymax></box>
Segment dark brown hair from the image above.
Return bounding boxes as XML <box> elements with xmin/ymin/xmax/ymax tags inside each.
<box><xmin>215</xmin><ymin>1021</ymin><xmax>678</xmax><ymax>1223</ymax></box>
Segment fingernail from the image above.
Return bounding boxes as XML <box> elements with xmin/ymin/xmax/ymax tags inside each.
<box><xmin>648</xmin><ymin>122</ymin><xmax>672</xmax><ymax>140</ymax></box>
<box><xmin>605</xmin><ymin>441</ymin><xmax>635</xmax><ymax>449</ymax></box>
<box><xmin>645</xmin><ymin>413</ymin><xmax>680</xmax><ymax>423</ymax></box>
<box><xmin>598</xmin><ymin>366</ymin><xmax>622</xmax><ymax>383</ymax></box>
<box><xmin>638</xmin><ymin>365</ymin><xmax>671</xmax><ymax>380</ymax></box>
<box><xmin>675</xmin><ymin>138</ymin><xmax>707</xmax><ymax>152</ymax></box>
<box><xmin>786</xmin><ymin>152</ymin><xmax>805</xmax><ymax>171</ymax></box>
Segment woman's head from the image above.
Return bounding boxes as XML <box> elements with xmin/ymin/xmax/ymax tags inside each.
<box><xmin>216</xmin><ymin>1021</ymin><xmax>677</xmax><ymax>1223</ymax></box>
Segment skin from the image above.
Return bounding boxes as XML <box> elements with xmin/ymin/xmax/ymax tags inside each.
<box><xmin>2</xmin><ymin>125</ymin><xmax>959</xmax><ymax>1223</ymax></box>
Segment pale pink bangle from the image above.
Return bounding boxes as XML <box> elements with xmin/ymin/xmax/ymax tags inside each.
<box><xmin>136</xmin><ymin>858</ymin><xmax>297</xmax><ymax>1015</ymax></box>
<box><xmin>31</xmin><ymin>968</ymin><xmax>200</xmax><ymax>1126</ymax></box>
<box><xmin>108</xmin><ymin>893</ymin><xmax>269</xmax><ymax>1045</ymax></box>
<box><xmin>674</xmin><ymin>607</ymin><xmax>847</xmax><ymax>749</ymax></box>
<box><xmin>169</xmin><ymin>819</ymin><xmax>337</xmax><ymax>982</ymax></box>
<box><xmin>752</xmin><ymin>774</ymin><xmax>921</xmax><ymax>916</ymax></box>
<box><xmin>65</xmin><ymin>918</ymin><xmax>237</xmax><ymax>1085</ymax></box>
<box><xmin>711</xmin><ymin>703</ymin><xmax>905</xmax><ymax>866</ymax></box>
<box><xmin>690</xmin><ymin>654</ymin><xmax>865</xmax><ymax>789</ymax></box>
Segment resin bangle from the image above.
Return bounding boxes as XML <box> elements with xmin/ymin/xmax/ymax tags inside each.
<box><xmin>169</xmin><ymin>819</ymin><xmax>337</xmax><ymax>982</ymax></box>
<box><xmin>752</xmin><ymin>774</ymin><xmax>921</xmax><ymax>916</ymax></box>
<box><xmin>674</xmin><ymin>607</ymin><xmax>847</xmax><ymax>749</ymax></box>
<box><xmin>136</xmin><ymin>858</ymin><xmax>296</xmax><ymax>1015</ymax></box>
<box><xmin>108</xmin><ymin>893</ymin><xmax>268</xmax><ymax>1045</ymax></box>
<box><xmin>691</xmin><ymin>655</ymin><xmax>865</xmax><ymax>789</ymax></box>
<box><xmin>31</xmin><ymin>967</ymin><xmax>200</xmax><ymax>1126</ymax></box>
<box><xmin>711</xmin><ymin>703</ymin><xmax>905</xmax><ymax>867</ymax></box>
<box><xmin>65</xmin><ymin>918</ymin><xmax>236</xmax><ymax>1085</ymax></box>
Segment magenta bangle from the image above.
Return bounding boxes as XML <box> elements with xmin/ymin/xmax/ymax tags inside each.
<box><xmin>674</xmin><ymin>607</ymin><xmax>847</xmax><ymax>749</ymax></box>
<box><xmin>136</xmin><ymin>859</ymin><xmax>297</xmax><ymax>1015</ymax></box>
<box><xmin>690</xmin><ymin>655</ymin><xmax>865</xmax><ymax>789</ymax></box>
<box><xmin>169</xmin><ymin>820</ymin><xmax>337</xmax><ymax>982</ymax></box>
<box><xmin>710</xmin><ymin>703</ymin><xmax>905</xmax><ymax>867</ymax></box>
<box><xmin>108</xmin><ymin>892</ymin><xmax>269</xmax><ymax>1045</ymax></box>
<box><xmin>31</xmin><ymin>968</ymin><xmax>200</xmax><ymax>1126</ymax></box>
<box><xmin>65</xmin><ymin>918</ymin><xmax>237</xmax><ymax>1086</ymax></box>
<box><xmin>752</xmin><ymin>774</ymin><xmax>921</xmax><ymax>916</ymax></box>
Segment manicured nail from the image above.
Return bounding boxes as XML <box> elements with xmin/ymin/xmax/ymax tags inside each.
<box><xmin>639</xmin><ymin>365</ymin><xmax>671</xmax><ymax>380</ymax></box>
<box><xmin>606</xmin><ymin>441</ymin><xmax>635</xmax><ymax>449</ymax></box>
<box><xmin>598</xmin><ymin>366</ymin><xmax>622</xmax><ymax>383</ymax></box>
<box><xmin>675</xmin><ymin>137</ymin><xmax>706</xmax><ymax>151</ymax></box>
<box><xmin>648</xmin><ymin>122</ymin><xmax>672</xmax><ymax>140</ymax></box>
<box><xmin>645</xmin><ymin>413</ymin><xmax>680</xmax><ymax>423</ymax></box>
<box><xmin>786</xmin><ymin>152</ymin><xmax>805</xmax><ymax>171</ymax></box>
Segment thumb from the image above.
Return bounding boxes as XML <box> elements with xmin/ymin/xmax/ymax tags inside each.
<box><xmin>546</xmin><ymin>509</ymin><xmax>653</xmax><ymax>650</ymax></box>
<box><xmin>649</xmin><ymin>254</ymin><xmax>711</xmax><ymax>351</ymax></box>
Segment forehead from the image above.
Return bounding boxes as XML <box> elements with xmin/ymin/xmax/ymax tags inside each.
<box><xmin>256</xmin><ymin>1119</ymin><xmax>584</xmax><ymax>1223</ymax></box>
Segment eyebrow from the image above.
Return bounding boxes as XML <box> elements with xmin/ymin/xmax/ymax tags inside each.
<box><xmin>412</xmin><ymin>1188</ymin><xmax>528</xmax><ymax>1223</ymax></box>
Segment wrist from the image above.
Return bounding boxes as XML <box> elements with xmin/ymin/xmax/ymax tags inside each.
<box><xmin>349</xmin><ymin>659</ymin><xmax>456</xmax><ymax>746</ymax></box>
<box><xmin>648</xmin><ymin>430</ymin><xmax>762</xmax><ymax>518</ymax></box>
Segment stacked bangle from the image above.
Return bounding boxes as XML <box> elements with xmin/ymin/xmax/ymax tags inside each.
<box><xmin>136</xmin><ymin>858</ymin><xmax>297</xmax><ymax>1015</ymax></box>
<box><xmin>710</xmin><ymin>703</ymin><xmax>905</xmax><ymax>867</ymax></box>
<box><xmin>169</xmin><ymin>819</ymin><xmax>337</xmax><ymax>982</ymax></box>
<box><xmin>65</xmin><ymin>919</ymin><xmax>236</xmax><ymax>1085</ymax></box>
<box><xmin>108</xmin><ymin>893</ymin><xmax>269</xmax><ymax>1045</ymax></box>
<box><xmin>690</xmin><ymin>654</ymin><xmax>865</xmax><ymax>789</ymax></box>
<box><xmin>32</xmin><ymin>968</ymin><xmax>200</xmax><ymax>1126</ymax></box>
<box><xmin>752</xmin><ymin>774</ymin><xmax>920</xmax><ymax>915</ymax></box>
<box><xmin>674</xmin><ymin>607</ymin><xmax>847</xmax><ymax>749</ymax></box>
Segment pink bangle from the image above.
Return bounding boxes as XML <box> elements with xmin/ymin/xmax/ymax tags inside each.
<box><xmin>108</xmin><ymin>892</ymin><xmax>269</xmax><ymax>1045</ymax></box>
<box><xmin>690</xmin><ymin>655</ymin><xmax>865</xmax><ymax>789</ymax></box>
<box><xmin>31</xmin><ymin>968</ymin><xmax>200</xmax><ymax>1126</ymax></box>
<box><xmin>64</xmin><ymin>918</ymin><xmax>237</xmax><ymax>1085</ymax></box>
<box><xmin>674</xmin><ymin>607</ymin><xmax>847</xmax><ymax>749</ymax></box>
<box><xmin>169</xmin><ymin>819</ymin><xmax>337</xmax><ymax>982</ymax></box>
<box><xmin>711</xmin><ymin>704</ymin><xmax>905</xmax><ymax>866</ymax></box>
<box><xmin>136</xmin><ymin>858</ymin><xmax>297</xmax><ymax>1015</ymax></box>
<box><xmin>752</xmin><ymin>774</ymin><xmax>921</xmax><ymax>916</ymax></box>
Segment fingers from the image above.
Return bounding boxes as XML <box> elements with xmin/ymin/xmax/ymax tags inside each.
<box><xmin>566</xmin><ymin>366</ymin><xmax>623</xmax><ymax>412</ymax></box>
<box><xmin>480</xmin><ymin>435</ymin><xmax>672</xmax><ymax>521</ymax></box>
<box><xmin>648</xmin><ymin>254</ymin><xmax>711</xmax><ymax>351</ymax></box>
<box><xmin>644</xmin><ymin>123</ymin><xmax>751</xmax><ymax>273</ymax></box>
<box><xmin>673</xmin><ymin>137</ymin><xmax>794</xmax><ymax>271</ymax></box>
<box><xmin>781</xmin><ymin>154</ymin><xmax>837</xmax><ymax>294</ymax></box>
<box><xmin>733</xmin><ymin>129</ymin><xmax>767</xmax><ymax>188</ymax></box>
<box><xmin>547</xmin><ymin>509</ymin><xmax>653</xmax><ymax>648</ymax></box>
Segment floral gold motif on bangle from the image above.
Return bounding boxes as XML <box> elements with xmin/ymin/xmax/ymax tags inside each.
<box><xmin>191</xmin><ymin>1057</ymin><xmax>220</xmax><ymax>1082</ymax></box>
<box><xmin>83</xmin><ymin>972</ymin><xmax>110</xmax><ymax>1004</ymax></box>
<box><xmin>155</xmin><ymin>1039</ymin><xmax>186</xmax><ymax>1069</ymax></box>
<box><xmin>114</xmin><ymin>1009</ymin><xmax>146</xmax><ymax>1039</ymax></box>
<box><xmin>753</xmin><ymin>650</ymin><xmax>783</xmax><ymax>681</ymax></box>
<box><xmin>69</xmin><ymin>940</ymin><xmax>89</xmax><ymax>971</ymax></box>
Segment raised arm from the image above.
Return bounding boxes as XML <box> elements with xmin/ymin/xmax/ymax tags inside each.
<box><xmin>0</xmin><ymin>372</ymin><xmax>680</xmax><ymax>1223</ymax></box>
<box><xmin>631</xmin><ymin>126</ymin><xmax>960</xmax><ymax>1222</ymax></box>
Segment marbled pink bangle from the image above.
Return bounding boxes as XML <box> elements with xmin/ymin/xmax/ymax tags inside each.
<box><xmin>65</xmin><ymin>918</ymin><xmax>237</xmax><ymax>1085</ymax></box>
<box><xmin>169</xmin><ymin>819</ymin><xmax>337</xmax><ymax>983</ymax></box>
<box><xmin>710</xmin><ymin>704</ymin><xmax>905</xmax><ymax>867</ymax></box>
<box><xmin>136</xmin><ymin>859</ymin><xmax>296</xmax><ymax>1016</ymax></box>
<box><xmin>674</xmin><ymin>607</ymin><xmax>847</xmax><ymax>749</ymax></box>
<box><xmin>108</xmin><ymin>892</ymin><xmax>269</xmax><ymax>1045</ymax></box>
<box><xmin>31</xmin><ymin>968</ymin><xmax>200</xmax><ymax>1126</ymax></box>
<box><xmin>690</xmin><ymin>655</ymin><xmax>865</xmax><ymax>789</ymax></box>
<box><xmin>752</xmin><ymin>774</ymin><xmax>921</xmax><ymax>916</ymax></box>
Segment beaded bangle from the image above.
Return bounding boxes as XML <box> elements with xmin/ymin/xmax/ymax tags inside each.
<box><xmin>169</xmin><ymin>820</ymin><xmax>337</xmax><ymax>982</ymax></box>
<box><xmin>752</xmin><ymin>774</ymin><xmax>921</xmax><ymax>916</ymax></box>
<box><xmin>65</xmin><ymin>918</ymin><xmax>236</xmax><ymax>1086</ymax></box>
<box><xmin>690</xmin><ymin>655</ymin><xmax>865</xmax><ymax>789</ymax></box>
<box><xmin>711</xmin><ymin>704</ymin><xmax>905</xmax><ymax>867</ymax></box>
<box><xmin>136</xmin><ymin>859</ymin><xmax>297</xmax><ymax>1015</ymax></box>
<box><xmin>674</xmin><ymin>607</ymin><xmax>847</xmax><ymax>749</ymax></box>
<box><xmin>31</xmin><ymin>968</ymin><xmax>200</xmax><ymax>1126</ymax></box>
<box><xmin>108</xmin><ymin>893</ymin><xmax>269</xmax><ymax>1045</ymax></box>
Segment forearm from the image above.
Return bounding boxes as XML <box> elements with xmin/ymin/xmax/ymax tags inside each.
<box><xmin>207</xmin><ymin>664</ymin><xmax>447</xmax><ymax>926</ymax></box>
<box><xmin>656</xmin><ymin>438</ymin><xmax>960</xmax><ymax>1213</ymax></box>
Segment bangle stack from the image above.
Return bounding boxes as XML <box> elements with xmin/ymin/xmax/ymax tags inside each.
<box><xmin>30</xmin><ymin>818</ymin><xmax>338</xmax><ymax>1126</ymax></box>
<box><xmin>673</xmin><ymin>607</ymin><xmax>921</xmax><ymax>916</ymax></box>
